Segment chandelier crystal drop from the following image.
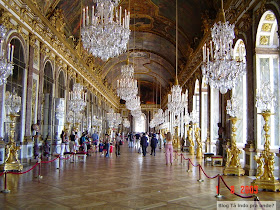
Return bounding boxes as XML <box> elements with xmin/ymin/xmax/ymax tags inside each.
<box><xmin>201</xmin><ymin>2</ymin><xmax>246</xmax><ymax>94</ymax></box>
<box><xmin>117</xmin><ymin>64</ymin><xmax>138</xmax><ymax>101</ymax></box>
<box><xmin>125</xmin><ymin>95</ymin><xmax>140</xmax><ymax>111</ymax></box>
<box><xmin>81</xmin><ymin>0</ymin><xmax>130</xmax><ymax>61</ymax></box>
<box><xmin>0</xmin><ymin>25</ymin><xmax>14</xmax><ymax>86</ymax></box>
<box><xmin>68</xmin><ymin>83</ymin><xmax>87</xmax><ymax>113</ymax></box>
<box><xmin>226</xmin><ymin>96</ymin><xmax>239</xmax><ymax>117</ymax></box>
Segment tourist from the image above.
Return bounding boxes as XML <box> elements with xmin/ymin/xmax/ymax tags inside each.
<box><xmin>69</xmin><ymin>131</ymin><xmax>75</xmax><ymax>153</ymax></box>
<box><xmin>104</xmin><ymin>134</ymin><xmax>110</xmax><ymax>157</ymax></box>
<box><xmin>150</xmin><ymin>133</ymin><xmax>158</xmax><ymax>156</ymax></box>
<box><xmin>115</xmin><ymin>133</ymin><xmax>121</xmax><ymax>156</ymax></box>
<box><xmin>92</xmin><ymin>131</ymin><xmax>99</xmax><ymax>152</ymax></box>
<box><xmin>60</xmin><ymin>130</ymin><xmax>69</xmax><ymax>157</ymax></box>
<box><xmin>74</xmin><ymin>132</ymin><xmax>79</xmax><ymax>152</ymax></box>
<box><xmin>165</xmin><ymin>132</ymin><xmax>173</xmax><ymax>165</ymax></box>
<box><xmin>140</xmin><ymin>132</ymin><xmax>148</xmax><ymax>156</ymax></box>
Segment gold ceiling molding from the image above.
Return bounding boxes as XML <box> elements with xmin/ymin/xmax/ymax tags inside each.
<box><xmin>0</xmin><ymin>0</ymin><xmax>119</xmax><ymax>108</ymax></box>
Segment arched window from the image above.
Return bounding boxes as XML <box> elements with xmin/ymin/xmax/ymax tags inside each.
<box><xmin>134</xmin><ymin>113</ymin><xmax>146</xmax><ymax>133</ymax></box>
<box><xmin>58</xmin><ymin>70</ymin><xmax>65</xmax><ymax>98</ymax></box>
<box><xmin>43</xmin><ymin>62</ymin><xmax>53</xmax><ymax>94</ymax></box>
<box><xmin>6</xmin><ymin>38</ymin><xmax>25</xmax><ymax>141</ymax></box>
<box><xmin>233</xmin><ymin>39</ymin><xmax>247</xmax><ymax>146</ymax></box>
<box><xmin>256</xmin><ymin>11</ymin><xmax>279</xmax><ymax>149</ymax></box>
<box><xmin>201</xmin><ymin>77</ymin><xmax>208</xmax><ymax>145</ymax></box>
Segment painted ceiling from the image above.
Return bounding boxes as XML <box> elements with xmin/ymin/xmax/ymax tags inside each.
<box><xmin>35</xmin><ymin>0</ymin><xmax>217</xmax><ymax>104</ymax></box>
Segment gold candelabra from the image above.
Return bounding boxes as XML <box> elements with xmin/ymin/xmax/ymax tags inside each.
<box><xmin>0</xmin><ymin>113</ymin><xmax>23</xmax><ymax>171</ymax></box>
<box><xmin>223</xmin><ymin>117</ymin><xmax>245</xmax><ymax>176</ymax></box>
<box><xmin>173</xmin><ymin>126</ymin><xmax>180</xmax><ymax>151</ymax></box>
<box><xmin>187</xmin><ymin>125</ymin><xmax>194</xmax><ymax>155</ymax></box>
<box><xmin>194</xmin><ymin>124</ymin><xmax>202</xmax><ymax>158</ymax></box>
<box><xmin>252</xmin><ymin>111</ymin><xmax>280</xmax><ymax>191</ymax></box>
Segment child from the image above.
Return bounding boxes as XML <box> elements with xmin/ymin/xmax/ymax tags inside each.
<box><xmin>109</xmin><ymin>142</ymin><xmax>114</xmax><ymax>157</ymax></box>
<box><xmin>99</xmin><ymin>142</ymin><xmax>104</xmax><ymax>156</ymax></box>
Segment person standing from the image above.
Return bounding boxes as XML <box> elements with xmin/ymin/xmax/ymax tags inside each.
<box><xmin>150</xmin><ymin>133</ymin><xmax>158</xmax><ymax>156</ymax></box>
<box><xmin>60</xmin><ymin>130</ymin><xmax>68</xmax><ymax>157</ymax></box>
<box><xmin>165</xmin><ymin>132</ymin><xmax>173</xmax><ymax>165</ymax></box>
<box><xmin>92</xmin><ymin>131</ymin><xmax>99</xmax><ymax>152</ymax></box>
<box><xmin>69</xmin><ymin>131</ymin><xmax>76</xmax><ymax>153</ymax></box>
<box><xmin>115</xmin><ymin>133</ymin><xmax>121</xmax><ymax>157</ymax></box>
<box><xmin>140</xmin><ymin>133</ymin><xmax>148</xmax><ymax>156</ymax></box>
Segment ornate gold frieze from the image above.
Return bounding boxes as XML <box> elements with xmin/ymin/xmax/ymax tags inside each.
<box><xmin>265</xmin><ymin>13</ymin><xmax>276</xmax><ymax>21</ymax></box>
<box><xmin>260</xmin><ymin>36</ymin><xmax>269</xmax><ymax>45</ymax></box>
<box><xmin>262</xmin><ymin>23</ymin><xmax>272</xmax><ymax>32</ymax></box>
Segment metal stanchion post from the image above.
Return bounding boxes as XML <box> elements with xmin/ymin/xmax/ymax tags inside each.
<box><xmin>197</xmin><ymin>164</ymin><xmax>204</xmax><ymax>182</ymax></box>
<box><xmin>215</xmin><ymin>174</ymin><xmax>223</xmax><ymax>198</ymax></box>
<box><xmin>186</xmin><ymin>159</ymin><xmax>191</xmax><ymax>172</ymax></box>
<box><xmin>181</xmin><ymin>154</ymin><xmax>183</xmax><ymax>165</ymax></box>
<box><xmin>57</xmin><ymin>155</ymin><xmax>60</xmax><ymax>169</ymax></box>
<box><xmin>38</xmin><ymin>158</ymin><xmax>43</xmax><ymax>179</ymax></box>
<box><xmin>1</xmin><ymin>171</ymin><xmax>10</xmax><ymax>193</ymax></box>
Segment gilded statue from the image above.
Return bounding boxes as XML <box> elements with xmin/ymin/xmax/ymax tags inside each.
<box><xmin>5</xmin><ymin>141</ymin><xmax>21</xmax><ymax>164</ymax></box>
<box><xmin>254</xmin><ymin>154</ymin><xmax>264</xmax><ymax>179</ymax></box>
<box><xmin>50</xmin><ymin>9</ymin><xmax>66</xmax><ymax>36</ymax></box>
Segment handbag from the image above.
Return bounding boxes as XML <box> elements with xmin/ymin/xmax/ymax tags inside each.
<box><xmin>119</xmin><ymin>140</ymin><xmax>123</xmax><ymax>145</ymax></box>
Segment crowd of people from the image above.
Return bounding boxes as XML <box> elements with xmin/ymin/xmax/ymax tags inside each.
<box><xmin>58</xmin><ymin>130</ymin><xmax>174</xmax><ymax>165</ymax></box>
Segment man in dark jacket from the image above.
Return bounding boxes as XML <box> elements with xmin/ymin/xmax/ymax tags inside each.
<box><xmin>140</xmin><ymin>133</ymin><xmax>148</xmax><ymax>156</ymax></box>
<box><xmin>150</xmin><ymin>133</ymin><xmax>158</xmax><ymax>156</ymax></box>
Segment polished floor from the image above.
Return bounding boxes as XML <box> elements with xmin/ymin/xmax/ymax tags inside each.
<box><xmin>0</xmin><ymin>144</ymin><xmax>279</xmax><ymax>209</ymax></box>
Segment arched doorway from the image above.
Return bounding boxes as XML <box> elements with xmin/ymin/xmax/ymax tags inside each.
<box><xmin>6</xmin><ymin>38</ymin><xmax>25</xmax><ymax>143</ymax></box>
<box><xmin>42</xmin><ymin>61</ymin><xmax>53</xmax><ymax>141</ymax></box>
<box><xmin>255</xmin><ymin>11</ymin><xmax>279</xmax><ymax>151</ymax></box>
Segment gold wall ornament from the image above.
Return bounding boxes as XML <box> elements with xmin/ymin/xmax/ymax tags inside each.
<box><xmin>0</xmin><ymin>114</ymin><xmax>23</xmax><ymax>171</ymax></box>
<box><xmin>251</xmin><ymin>111</ymin><xmax>280</xmax><ymax>191</ymax></box>
<box><xmin>173</xmin><ymin>126</ymin><xmax>180</xmax><ymax>151</ymax></box>
<box><xmin>262</xmin><ymin>23</ymin><xmax>272</xmax><ymax>32</ymax></box>
<box><xmin>187</xmin><ymin>125</ymin><xmax>194</xmax><ymax>155</ymax></box>
<box><xmin>260</xmin><ymin>36</ymin><xmax>269</xmax><ymax>45</ymax></box>
<box><xmin>223</xmin><ymin>117</ymin><xmax>245</xmax><ymax>176</ymax></box>
<box><xmin>194</xmin><ymin>124</ymin><xmax>202</xmax><ymax>159</ymax></box>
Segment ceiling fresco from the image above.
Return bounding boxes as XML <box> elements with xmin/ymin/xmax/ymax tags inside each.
<box><xmin>37</xmin><ymin>0</ymin><xmax>217</xmax><ymax>104</ymax></box>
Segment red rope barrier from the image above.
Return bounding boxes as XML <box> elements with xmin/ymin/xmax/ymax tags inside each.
<box><xmin>59</xmin><ymin>153</ymin><xmax>74</xmax><ymax>160</ymax></box>
<box><xmin>188</xmin><ymin>159</ymin><xmax>200</xmax><ymax>167</ymax></box>
<box><xmin>41</xmin><ymin>156</ymin><xmax>60</xmax><ymax>163</ymax></box>
<box><xmin>0</xmin><ymin>171</ymin><xmax>4</xmax><ymax>177</ymax></box>
<box><xmin>199</xmin><ymin>165</ymin><xmax>219</xmax><ymax>179</ymax></box>
<box><xmin>220</xmin><ymin>176</ymin><xmax>255</xmax><ymax>199</ymax></box>
<box><xmin>8</xmin><ymin>163</ymin><xmax>40</xmax><ymax>175</ymax></box>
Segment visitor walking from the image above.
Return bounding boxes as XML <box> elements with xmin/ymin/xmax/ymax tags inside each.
<box><xmin>150</xmin><ymin>133</ymin><xmax>158</xmax><ymax>156</ymax></box>
<box><xmin>140</xmin><ymin>133</ymin><xmax>148</xmax><ymax>156</ymax></box>
<box><xmin>165</xmin><ymin>132</ymin><xmax>173</xmax><ymax>165</ymax></box>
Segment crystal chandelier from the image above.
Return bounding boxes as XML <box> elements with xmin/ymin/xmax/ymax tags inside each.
<box><xmin>123</xmin><ymin>118</ymin><xmax>130</xmax><ymax>128</ymax></box>
<box><xmin>167</xmin><ymin>0</ymin><xmax>186</xmax><ymax>116</ymax></box>
<box><xmin>201</xmin><ymin>0</ymin><xmax>246</xmax><ymax>94</ymax></box>
<box><xmin>125</xmin><ymin>95</ymin><xmax>140</xmax><ymax>111</ymax></box>
<box><xmin>256</xmin><ymin>82</ymin><xmax>276</xmax><ymax>112</ymax></box>
<box><xmin>81</xmin><ymin>0</ymin><xmax>130</xmax><ymax>61</ymax></box>
<box><xmin>168</xmin><ymin>82</ymin><xmax>186</xmax><ymax>116</ymax></box>
<box><xmin>226</xmin><ymin>96</ymin><xmax>239</xmax><ymax>117</ymax></box>
<box><xmin>5</xmin><ymin>90</ymin><xmax>21</xmax><ymax>114</ymax></box>
<box><xmin>190</xmin><ymin>110</ymin><xmax>199</xmax><ymax>124</ymax></box>
<box><xmin>68</xmin><ymin>83</ymin><xmax>87</xmax><ymax>113</ymax></box>
<box><xmin>131</xmin><ymin>108</ymin><xmax>142</xmax><ymax>119</ymax></box>
<box><xmin>117</xmin><ymin>63</ymin><xmax>138</xmax><ymax>101</ymax></box>
<box><xmin>0</xmin><ymin>25</ymin><xmax>14</xmax><ymax>86</ymax></box>
<box><xmin>55</xmin><ymin>100</ymin><xmax>65</xmax><ymax>119</ymax></box>
<box><xmin>150</xmin><ymin>108</ymin><xmax>164</xmax><ymax>128</ymax></box>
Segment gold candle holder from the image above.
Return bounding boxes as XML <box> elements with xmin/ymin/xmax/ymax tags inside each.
<box><xmin>194</xmin><ymin>124</ymin><xmax>202</xmax><ymax>159</ymax></box>
<box><xmin>252</xmin><ymin>111</ymin><xmax>280</xmax><ymax>191</ymax></box>
<box><xmin>223</xmin><ymin>117</ymin><xmax>245</xmax><ymax>176</ymax></box>
<box><xmin>0</xmin><ymin>113</ymin><xmax>23</xmax><ymax>171</ymax></box>
<box><xmin>187</xmin><ymin>125</ymin><xmax>194</xmax><ymax>155</ymax></box>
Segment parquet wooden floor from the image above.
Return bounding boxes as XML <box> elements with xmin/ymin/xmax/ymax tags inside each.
<box><xmin>0</xmin><ymin>145</ymin><xmax>279</xmax><ymax>209</ymax></box>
